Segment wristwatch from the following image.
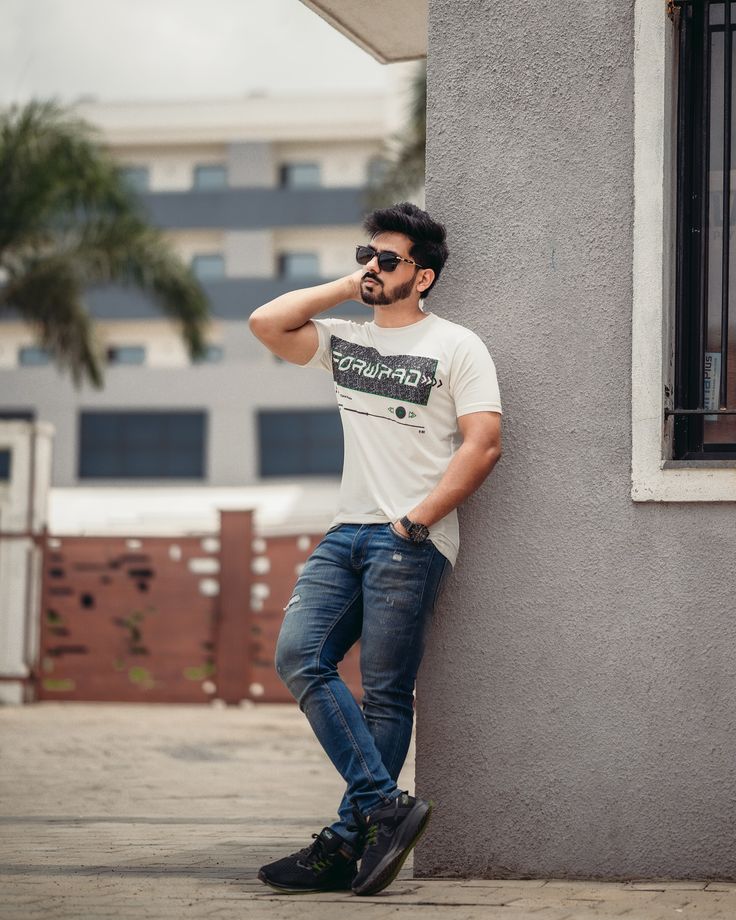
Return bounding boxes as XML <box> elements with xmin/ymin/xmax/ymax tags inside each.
<box><xmin>399</xmin><ymin>515</ymin><xmax>430</xmax><ymax>544</ymax></box>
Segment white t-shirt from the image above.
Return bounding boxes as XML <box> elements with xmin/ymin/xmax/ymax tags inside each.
<box><xmin>305</xmin><ymin>311</ymin><xmax>502</xmax><ymax>567</ymax></box>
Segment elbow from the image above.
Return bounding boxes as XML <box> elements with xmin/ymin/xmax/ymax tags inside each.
<box><xmin>248</xmin><ymin>309</ymin><xmax>268</xmax><ymax>340</ymax></box>
<box><xmin>485</xmin><ymin>445</ymin><xmax>502</xmax><ymax>473</ymax></box>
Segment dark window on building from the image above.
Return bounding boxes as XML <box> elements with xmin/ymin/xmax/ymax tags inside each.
<box><xmin>279</xmin><ymin>252</ymin><xmax>320</xmax><ymax>278</ymax></box>
<box><xmin>366</xmin><ymin>155</ymin><xmax>390</xmax><ymax>186</ymax></box>
<box><xmin>79</xmin><ymin>411</ymin><xmax>206</xmax><ymax>479</ymax></box>
<box><xmin>192</xmin><ymin>344</ymin><xmax>224</xmax><ymax>364</ymax></box>
<box><xmin>191</xmin><ymin>254</ymin><xmax>226</xmax><ymax>280</ymax></box>
<box><xmin>18</xmin><ymin>346</ymin><xmax>51</xmax><ymax>366</ymax></box>
<box><xmin>673</xmin><ymin>1</ymin><xmax>736</xmax><ymax>457</ymax></box>
<box><xmin>0</xmin><ymin>449</ymin><xmax>11</xmax><ymax>481</ymax></box>
<box><xmin>0</xmin><ymin>409</ymin><xmax>35</xmax><ymax>421</ymax></box>
<box><xmin>280</xmin><ymin>163</ymin><xmax>321</xmax><ymax>189</ymax></box>
<box><xmin>258</xmin><ymin>409</ymin><xmax>343</xmax><ymax>477</ymax></box>
<box><xmin>193</xmin><ymin>165</ymin><xmax>228</xmax><ymax>190</ymax></box>
<box><xmin>119</xmin><ymin>166</ymin><xmax>150</xmax><ymax>193</ymax></box>
<box><xmin>106</xmin><ymin>346</ymin><xmax>146</xmax><ymax>366</ymax></box>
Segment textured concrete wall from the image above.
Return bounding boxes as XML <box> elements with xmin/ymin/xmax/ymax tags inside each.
<box><xmin>416</xmin><ymin>0</ymin><xmax>736</xmax><ymax>880</ymax></box>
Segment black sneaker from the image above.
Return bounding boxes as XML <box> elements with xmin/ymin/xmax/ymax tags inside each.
<box><xmin>258</xmin><ymin>827</ymin><xmax>359</xmax><ymax>894</ymax></box>
<box><xmin>351</xmin><ymin>793</ymin><xmax>432</xmax><ymax>897</ymax></box>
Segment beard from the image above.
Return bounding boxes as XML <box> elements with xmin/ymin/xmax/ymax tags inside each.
<box><xmin>360</xmin><ymin>273</ymin><xmax>417</xmax><ymax>306</ymax></box>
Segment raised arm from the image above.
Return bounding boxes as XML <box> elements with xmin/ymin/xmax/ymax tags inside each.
<box><xmin>248</xmin><ymin>270</ymin><xmax>364</xmax><ymax>365</ymax></box>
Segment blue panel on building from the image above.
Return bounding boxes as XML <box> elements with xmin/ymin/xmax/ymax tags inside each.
<box><xmin>258</xmin><ymin>408</ymin><xmax>343</xmax><ymax>477</ymax></box>
<box><xmin>79</xmin><ymin>411</ymin><xmax>206</xmax><ymax>479</ymax></box>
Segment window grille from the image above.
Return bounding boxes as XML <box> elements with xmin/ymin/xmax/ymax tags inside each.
<box><xmin>671</xmin><ymin>0</ymin><xmax>736</xmax><ymax>457</ymax></box>
<box><xmin>258</xmin><ymin>409</ymin><xmax>342</xmax><ymax>477</ymax></box>
<box><xmin>79</xmin><ymin>411</ymin><xmax>206</xmax><ymax>479</ymax></box>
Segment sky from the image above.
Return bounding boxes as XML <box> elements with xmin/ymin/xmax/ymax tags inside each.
<box><xmin>1</xmin><ymin>0</ymin><xmax>396</xmax><ymax>105</ymax></box>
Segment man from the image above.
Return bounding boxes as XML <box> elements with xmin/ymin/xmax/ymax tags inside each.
<box><xmin>249</xmin><ymin>202</ymin><xmax>502</xmax><ymax>896</ymax></box>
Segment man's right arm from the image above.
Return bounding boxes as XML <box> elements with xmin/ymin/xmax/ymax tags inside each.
<box><xmin>248</xmin><ymin>271</ymin><xmax>364</xmax><ymax>365</ymax></box>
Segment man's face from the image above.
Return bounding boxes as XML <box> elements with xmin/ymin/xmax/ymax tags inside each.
<box><xmin>359</xmin><ymin>232</ymin><xmax>421</xmax><ymax>306</ymax></box>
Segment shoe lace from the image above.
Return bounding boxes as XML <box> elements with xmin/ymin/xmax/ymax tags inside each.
<box><xmin>299</xmin><ymin>834</ymin><xmax>333</xmax><ymax>872</ymax></box>
<box><xmin>364</xmin><ymin>823</ymin><xmax>379</xmax><ymax>847</ymax></box>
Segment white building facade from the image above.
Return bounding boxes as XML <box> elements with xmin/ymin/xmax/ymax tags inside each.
<box><xmin>0</xmin><ymin>93</ymin><xmax>398</xmax><ymax>489</ymax></box>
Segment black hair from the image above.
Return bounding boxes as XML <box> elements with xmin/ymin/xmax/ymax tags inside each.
<box><xmin>363</xmin><ymin>202</ymin><xmax>449</xmax><ymax>298</ymax></box>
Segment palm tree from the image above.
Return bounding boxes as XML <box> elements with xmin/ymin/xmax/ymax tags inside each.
<box><xmin>0</xmin><ymin>100</ymin><xmax>209</xmax><ymax>388</ymax></box>
<box><xmin>367</xmin><ymin>62</ymin><xmax>426</xmax><ymax>207</ymax></box>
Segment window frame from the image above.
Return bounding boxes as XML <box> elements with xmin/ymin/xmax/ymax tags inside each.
<box><xmin>257</xmin><ymin>408</ymin><xmax>343</xmax><ymax>478</ymax></box>
<box><xmin>671</xmin><ymin>0</ymin><xmax>736</xmax><ymax>459</ymax></box>
<box><xmin>631</xmin><ymin>0</ymin><xmax>736</xmax><ymax>500</ymax></box>
<box><xmin>78</xmin><ymin>410</ymin><xmax>207</xmax><ymax>480</ymax></box>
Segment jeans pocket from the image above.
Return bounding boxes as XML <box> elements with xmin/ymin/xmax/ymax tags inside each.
<box><xmin>388</xmin><ymin>521</ymin><xmax>414</xmax><ymax>543</ymax></box>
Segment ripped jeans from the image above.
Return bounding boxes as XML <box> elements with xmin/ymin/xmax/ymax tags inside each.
<box><xmin>274</xmin><ymin>523</ymin><xmax>450</xmax><ymax>843</ymax></box>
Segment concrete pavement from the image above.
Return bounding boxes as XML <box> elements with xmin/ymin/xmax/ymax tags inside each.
<box><xmin>1</xmin><ymin>702</ymin><xmax>734</xmax><ymax>919</ymax></box>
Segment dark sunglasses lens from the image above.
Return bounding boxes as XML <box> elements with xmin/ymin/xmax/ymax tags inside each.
<box><xmin>377</xmin><ymin>253</ymin><xmax>400</xmax><ymax>272</ymax></box>
<box><xmin>356</xmin><ymin>246</ymin><xmax>375</xmax><ymax>265</ymax></box>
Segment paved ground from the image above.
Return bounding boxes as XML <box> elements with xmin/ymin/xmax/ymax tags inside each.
<box><xmin>1</xmin><ymin>703</ymin><xmax>734</xmax><ymax>919</ymax></box>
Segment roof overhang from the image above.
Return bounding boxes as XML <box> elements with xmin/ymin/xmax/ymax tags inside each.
<box><xmin>298</xmin><ymin>0</ymin><xmax>427</xmax><ymax>64</ymax></box>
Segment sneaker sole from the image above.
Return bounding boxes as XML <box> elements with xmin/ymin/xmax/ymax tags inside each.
<box><xmin>257</xmin><ymin>869</ymin><xmax>354</xmax><ymax>894</ymax></box>
<box><xmin>351</xmin><ymin>799</ymin><xmax>433</xmax><ymax>897</ymax></box>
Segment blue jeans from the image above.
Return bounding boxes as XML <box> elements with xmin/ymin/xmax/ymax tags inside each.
<box><xmin>274</xmin><ymin>523</ymin><xmax>450</xmax><ymax>843</ymax></box>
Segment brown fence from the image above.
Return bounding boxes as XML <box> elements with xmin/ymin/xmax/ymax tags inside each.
<box><xmin>36</xmin><ymin>510</ymin><xmax>361</xmax><ymax>704</ymax></box>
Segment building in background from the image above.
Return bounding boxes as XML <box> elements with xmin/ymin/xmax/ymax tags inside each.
<box><xmin>0</xmin><ymin>92</ymin><xmax>398</xmax><ymax>509</ymax></box>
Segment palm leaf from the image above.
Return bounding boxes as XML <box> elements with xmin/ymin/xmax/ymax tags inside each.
<box><xmin>0</xmin><ymin>99</ymin><xmax>209</xmax><ymax>386</ymax></box>
<box><xmin>367</xmin><ymin>63</ymin><xmax>427</xmax><ymax>207</ymax></box>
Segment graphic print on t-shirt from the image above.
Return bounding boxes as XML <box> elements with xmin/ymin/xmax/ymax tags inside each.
<box><xmin>330</xmin><ymin>335</ymin><xmax>440</xmax><ymax>406</ymax></box>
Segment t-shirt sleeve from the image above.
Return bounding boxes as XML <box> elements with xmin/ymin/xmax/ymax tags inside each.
<box><xmin>450</xmin><ymin>332</ymin><xmax>503</xmax><ymax>416</ymax></box>
<box><xmin>303</xmin><ymin>317</ymin><xmax>350</xmax><ymax>372</ymax></box>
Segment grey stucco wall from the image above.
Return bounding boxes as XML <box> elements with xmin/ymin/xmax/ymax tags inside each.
<box><xmin>416</xmin><ymin>0</ymin><xmax>736</xmax><ymax>880</ymax></box>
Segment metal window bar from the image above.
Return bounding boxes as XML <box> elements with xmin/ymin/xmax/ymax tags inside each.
<box><xmin>722</xmin><ymin>0</ymin><xmax>732</xmax><ymax>406</ymax></box>
<box><xmin>668</xmin><ymin>1</ymin><xmax>736</xmax><ymax>458</ymax></box>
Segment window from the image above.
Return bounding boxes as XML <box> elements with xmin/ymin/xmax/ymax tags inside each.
<box><xmin>192</xmin><ymin>344</ymin><xmax>224</xmax><ymax>364</ymax></box>
<box><xmin>191</xmin><ymin>254</ymin><xmax>226</xmax><ymax>280</ymax></box>
<box><xmin>279</xmin><ymin>252</ymin><xmax>320</xmax><ymax>279</ymax></box>
<box><xmin>280</xmin><ymin>163</ymin><xmax>321</xmax><ymax>189</ymax></box>
<box><xmin>79</xmin><ymin>411</ymin><xmax>206</xmax><ymax>479</ymax></box>
<box><xmin>672</xmin><ymin>1</ymin><xmax>736</xmax><ymax>458</ymax></box>
<box><xmin>119</xmin><ymin>166</ymin><xmax>150</xmax><ymax>193</ymax></box>
<box><xmin>367</xmin><ymin>155</ymin><xmax>390</xmax><ymax>186</ymax></box>
<box><xmin>106</xmin><ymin>346</ymin><xmax>146</xmax><ymax>366</ymax></box>
<box><xmin>0</xmin><ymin>449</ymin><xmax>11</xmax><ymax>481</ymax></box>
<box><xmin>18</xmin><ymin>346</ymin><xmax>51</xmax><ymax>366</ymax></box>
<box><xmin>193</xmin><ymin>165</ymin><xmax>228</xmax><ymax>190</ymax></box>
<box><xmin>258</xmin><ymin>409</ymin><xmax>343</xmax><ymax>477</ymax></box>
<box><xmin>0</xmin><ymin>409</ymin><xmax>34</xmax><ymax>421</ymax></box>
<box><xmin>631</xmin><ymin>0</ymin><xmax>736</xmax><ymax>499</ymax></box>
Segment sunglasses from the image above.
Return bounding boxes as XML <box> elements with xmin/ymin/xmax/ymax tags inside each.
<box><xmin>355</xmin><ymin>244</ymin><xmax>425</xmax><ymax>273</ymax></box>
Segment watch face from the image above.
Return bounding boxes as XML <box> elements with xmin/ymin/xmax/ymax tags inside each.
<box><xmin>411</xmin><ymin>523</ymin><xmax>430</xmax><ymax>543</ymax></box>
